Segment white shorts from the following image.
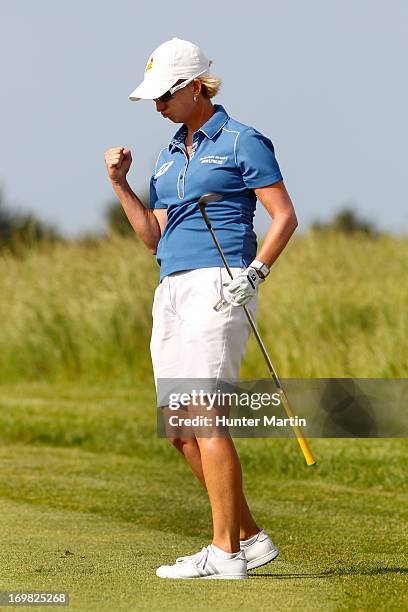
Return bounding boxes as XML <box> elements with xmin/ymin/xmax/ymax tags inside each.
<box><xmin>150</xmin><ymin>267</ymin><xmax>258</xmax><ymax>384</ymax></box>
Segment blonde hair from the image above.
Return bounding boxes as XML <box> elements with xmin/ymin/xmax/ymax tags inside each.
<box><xmin>199</xmin><ymin>75</ymin><xmax>222</xmax><ymax>98</ymax></box>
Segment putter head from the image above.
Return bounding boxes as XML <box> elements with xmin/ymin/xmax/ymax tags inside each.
<box><xmin>198</xmin><ymin>193</ymin><xmax>222</xmax><ymax>229</ymax></box>
<box><xmin>198</xmin><ymin>193</ymin><xmax>222</xmax><ymax>208</ymax></box>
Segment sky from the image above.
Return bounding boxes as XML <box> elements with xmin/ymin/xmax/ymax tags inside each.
<box><xmin>1</xmin><ymin>0</ymin><xmax>407</xmax><ymax>236</ymax></box>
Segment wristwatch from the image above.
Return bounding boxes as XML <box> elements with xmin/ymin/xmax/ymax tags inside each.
<box><xmin>250</xmin><ymin>259</ymin><xmax>270</xmax><ymax>279</ymax></box>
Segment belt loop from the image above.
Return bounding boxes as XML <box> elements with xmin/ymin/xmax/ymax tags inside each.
<box><xmin>218</xmin><ymin>266</ymin><xmax>223</xmax><ymax>297</ymax></box>
<box><xmin>166</xmin><ymin>275</ymin><xmax>177</xmax><ymax>315</ymax></box>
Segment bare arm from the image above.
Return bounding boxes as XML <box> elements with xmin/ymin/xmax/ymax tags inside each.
<box><xmin>111</xmin><ymin>179</ymin><xmax>165</xmax><ymax>254</ymax></box>
<box><xmin>152</xmin><ymin>208</ymin><xmax>167</xmax><ymax>237</ymax></box>
<box><xmin>254</xmin><ymin>180</ymin><xmax>298</xmax><ymax>267</ymax></box>
<box><xmin>104</xmin><ymin>147</ymin><xmax>167</xmax><ymax>254</ymax></box>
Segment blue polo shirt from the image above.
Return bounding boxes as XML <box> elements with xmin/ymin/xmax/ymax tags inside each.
<box><xmin>149</xmin><ymin>104</ymin><xmax>283</xmax><ymax>280</ymax></box>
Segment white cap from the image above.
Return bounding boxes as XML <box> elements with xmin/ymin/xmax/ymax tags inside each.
<box><xmin>129</xmin><ymin>37</ymin><xmax>211</xmax><ymax>102</ymax></box>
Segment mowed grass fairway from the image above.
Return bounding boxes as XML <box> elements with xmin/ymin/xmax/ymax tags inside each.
<box><xmin>0</xmin><ymin>233</ymin><xmax>407</xmax><ymax>610</ymax></box>
<box><xmin>0</xmin><ymin>384</ymin><xmax>406</xmax><ymax>611</ymax></box>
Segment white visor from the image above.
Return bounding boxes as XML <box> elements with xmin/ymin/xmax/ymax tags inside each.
<box><xmin>129</xmin><ymin>67</ymin><xmax>210</xmax><ymax>102</ymax></box>
<box><xmin>129</xmin><ymin>78</ymin><xmax>178</xmax><ymax>102</ymax></box>
<box><xmin>129</xmin><ymin>38</ymin><xmax>212</xmax><ymax>102</ymax></box>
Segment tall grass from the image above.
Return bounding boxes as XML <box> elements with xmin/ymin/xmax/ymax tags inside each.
<box><xmin>0</xmin><ymin>235</ymin><xmax>156</xmax><ymax>383</ymax></box>
<box><xmin>244</xmin><ymin>231</ymin><xmax>408</xmax><ymax>378</ymax></box>
<box><xmin>0</xmin><ymin>231</ymin><xmax>407</xmax><ymax>383</ymax></box>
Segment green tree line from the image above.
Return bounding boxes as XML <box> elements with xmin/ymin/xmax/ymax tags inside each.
<box><xmin>0</xmin><ymin>189</ymin><xmax>379</xmax><ymax>254</ymax></box>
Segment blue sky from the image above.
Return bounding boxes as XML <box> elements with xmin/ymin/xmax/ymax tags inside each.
<box><xmin>1</xmin><ymin>0</ymin><xmax>407</xmax><ymax>236</ymax></box>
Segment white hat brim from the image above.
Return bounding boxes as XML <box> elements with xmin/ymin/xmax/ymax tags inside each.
<box><xmin>128</xmin><ymin>78</ymin><xmax>177</xmax><ymax>102</ymax></box>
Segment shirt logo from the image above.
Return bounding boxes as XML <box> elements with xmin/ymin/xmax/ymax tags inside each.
<box><xmin>200</xmin><ymin>155</ymin><xmax>228</xmax><ymax>165</ymax></box>
<box><xmin>154</xmin><ymin>161</ymin><xmax>174</xmax><ymax>178</ymax></box>
<box><xmin>145</xmin><ymin>56</ymin><xmax>154</xmax><ymax>73</ymax></box>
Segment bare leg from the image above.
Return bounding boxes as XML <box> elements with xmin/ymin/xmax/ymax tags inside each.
<box><xmin>194</xmin><ymin>436</ymin><xmax>241</xmax><ymax>552</ymax></box>
<box><xmin>172</xmin><ymin>438</ymin><xmax>259</xmax><ymax>552</ymax></box>
<box><xmin>172</xmin><ymin>436</ymin><xmax>260</xmax><ymax>546</ymax></box>
<box><xmin>163</xmin><ymin>407</ymin><xmax>260</xmax><ymax>544</ymax></box>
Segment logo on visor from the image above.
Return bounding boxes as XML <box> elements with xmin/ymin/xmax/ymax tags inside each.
<box><xmin>145</xmin><ymin>57</ymin><xmax>154</xmax><ymax>73</ymax></box>
<box><xmin>154</xmin><ymin>161</ymin><xmax>174</xmax><ymax>178</ymax></box>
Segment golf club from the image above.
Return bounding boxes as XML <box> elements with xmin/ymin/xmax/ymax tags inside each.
<box><xmin>198</xmin><ymin>193</ymin><xmax>317</xmax><ymax>467</ymax></box>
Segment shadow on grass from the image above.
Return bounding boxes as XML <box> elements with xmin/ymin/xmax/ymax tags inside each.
<box><xmin>252</xmin><ymin>566</ymin><xmax>408</xmax><ymax>579</ymax></box>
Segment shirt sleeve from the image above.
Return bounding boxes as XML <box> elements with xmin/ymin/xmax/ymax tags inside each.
<box><xmin>149</xmin><ymin>174</ymin><xmax>167</xmax><ymax>210</ymax></box>
<box><xmin>236</xmin><ymin>127</ymin><xmax>283</xmax><ymax>189</ymax></box>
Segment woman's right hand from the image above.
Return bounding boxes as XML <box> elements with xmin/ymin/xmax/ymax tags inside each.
<box><xmin>104</xmin><ymin>147</ymin><xmax>132</xmax><ymax>184</ymax></box>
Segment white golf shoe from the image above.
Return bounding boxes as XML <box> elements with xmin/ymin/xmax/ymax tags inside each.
<box><xmin>240</xmin><ymin>529</ymin><xmax>279</xmax><ymax>570</ymax></box>
<box><xmin>176</xmin><ymin>529</ymin><xmax>278</xmax><ymax>571</ymax></box>
<box><xmin>156</xmin><ymin>545</ymin><xmax>247</xmax><ymax>579</ymax></box>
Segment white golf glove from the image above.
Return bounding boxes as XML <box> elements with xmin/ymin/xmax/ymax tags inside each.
<box><xmin>222</xmin><ymin>267</ymin><xmax>263</xmax><ymax>307</ymax></box>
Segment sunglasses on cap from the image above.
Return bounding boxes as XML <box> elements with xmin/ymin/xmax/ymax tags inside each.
<box><xmin>155</xmin><ymin>77</ymin><xmax>194</xmax><ymax>103</ymax></box>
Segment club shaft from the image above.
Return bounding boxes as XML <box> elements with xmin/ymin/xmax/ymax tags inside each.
<box><xmin>202</xmin><ymin>213</ymin><xmax>316</xmax><ymax>466</ymax></box>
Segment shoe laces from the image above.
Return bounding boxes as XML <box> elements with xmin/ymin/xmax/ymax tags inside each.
<box><xmin>191</xmin><ymin>546</ymin><xmax>210</xmax><ymax>571</ymax></box>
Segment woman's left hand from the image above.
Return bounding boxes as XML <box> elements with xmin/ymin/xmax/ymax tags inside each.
<box><xmin>222</xmin><ymin>267</ymin><xmax>263</xmax><ymax>306</ymax></box>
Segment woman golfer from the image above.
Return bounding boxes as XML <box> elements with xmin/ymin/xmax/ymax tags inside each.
<box><xmin>105</xmin><ymin>38</ymin><xmax>298</xmax><ymax>580</ymax></box>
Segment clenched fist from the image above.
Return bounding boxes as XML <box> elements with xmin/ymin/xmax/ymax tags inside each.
<box><xmin>104</xmin><ymin>147</ymin><xmax>132</xmax><ymax>184</ymax></box>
